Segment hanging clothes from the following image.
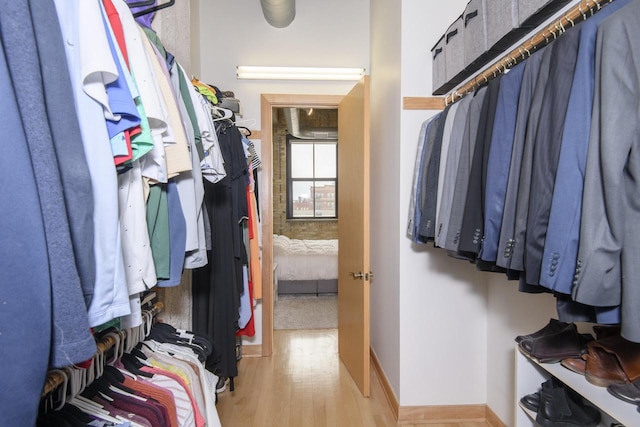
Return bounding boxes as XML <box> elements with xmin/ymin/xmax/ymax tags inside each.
<box><xmin>407</xmin><ymin>0</ymin><xmax>640</xmax><ymax>342</ymax></box>
<box><xmin>192</xmin><ymin>121</ymin><xmax>250</xmax><ymax>380</ymax></box>
<box><xmin>0</xmin><ymin>0</ymin><xmax>98</xmax><ymax>375</ymax></box>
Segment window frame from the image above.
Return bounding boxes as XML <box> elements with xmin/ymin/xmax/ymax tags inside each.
<box><xmin>286</xmin><ymin>135</ymin><xmax>338</xmax><ymax>220</ymax></box>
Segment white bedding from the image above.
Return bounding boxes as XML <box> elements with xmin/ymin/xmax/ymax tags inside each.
<box><xmin>273</xmin><ymin>234</ymin><xmax>338</xmax><ymax>281</ymax></box>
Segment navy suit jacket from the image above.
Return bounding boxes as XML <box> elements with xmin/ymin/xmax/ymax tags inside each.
<box><xmin>523</xmin><ymin>21</ymin><xmax>582</xmax><ymax>286</ymax></box>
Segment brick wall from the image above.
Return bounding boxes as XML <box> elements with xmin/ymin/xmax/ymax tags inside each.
<box><xmin>272</xmin><ymin>108</ymin><xmax>339</xmax><ymax>240</ymax></box>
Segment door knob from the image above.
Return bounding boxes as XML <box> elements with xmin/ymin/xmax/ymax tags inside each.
<box><xmin>365</xmin><ymin>271</ymin><xmax>374</xmax><ymax>281</ymax></box>
<box><xmin>350</xmin><ymin>272</ymin><xmax>364</xmax><ymax>279</ymax></box>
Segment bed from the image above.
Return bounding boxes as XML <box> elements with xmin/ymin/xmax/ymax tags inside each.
<box><xmin>273</xmin><ymin>234</ymin><xmax>338</xmax><ymax>295</ymax></box>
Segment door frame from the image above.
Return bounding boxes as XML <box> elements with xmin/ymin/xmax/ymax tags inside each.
<box><xmin>260</xmin><ymin>93</ymin><xmax>344</xmax><ymax>356</ymax></box>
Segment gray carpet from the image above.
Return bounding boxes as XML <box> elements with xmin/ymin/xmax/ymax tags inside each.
<box><xmin>274</xmin><ymin>294</ymin><xmax>338</xmax><ymax>330</ymax></box>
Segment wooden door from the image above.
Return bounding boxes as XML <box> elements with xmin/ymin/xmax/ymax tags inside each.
<box><xmin>337</xmin><ymin>76</ymin><xmax>371</xmax><ymax>397</ymax></box>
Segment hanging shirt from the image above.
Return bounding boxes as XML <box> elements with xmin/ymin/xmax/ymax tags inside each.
<box><xmin>54</xmin><ymin>0</ymin><xmax>131</xmax><ymax>328</ymax></box>
<box><xmin>113</xmin><ymin>0</ymin><xmax>170</xmax><ymax>184</ymax></box>
<box><xmin>140</xmin><ymin>27</ymin><xmax>192</xmax><ymax>178</ymax></box>
<box><xmin>99</xmin><ymin>0</ymin><xmax>139</xmax><ymax>165</ymax></box>
<box><xmin>118</xmin><ymin>160</ymin><xmax>157</xmax><ymax>295</ymax></box>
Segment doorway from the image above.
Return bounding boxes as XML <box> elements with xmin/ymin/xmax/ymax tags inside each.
<box><xmin>260</xmin><ymin>79</ymin><xmax>371</xmax><ymax>396</ymax></box>
<box><xmin>271</xmin><ymin>107</ymin><xmax>339</xmax><ymax>331</ymax></box>
<box><xmin>259</xmin><ymin>94</ymin><xmax>344</xmax><ymax>355</ymax></box>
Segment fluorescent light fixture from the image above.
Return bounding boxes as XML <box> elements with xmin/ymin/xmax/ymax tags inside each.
<box><xmin>236</xmin><ymin>66</ymin><xmax>366</xmax><ymax>81</ymax></box>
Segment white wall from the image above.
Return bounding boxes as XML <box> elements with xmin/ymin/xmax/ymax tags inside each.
<box><xmin>398</xmin><ymin>0</ymin><xmax>488</xmax><ymax>406</ymax></box>
<box><xmin>195</xmin><ymin>0</ymin><xmax>370</xmax><ymax>345</ymax></box>
<box><xmin>398</xmin><ymin>0</ymin><xmax>559</xmax><ymax>420</ymax></box>
<box><xmin>196</xmin><ymin>0</ymin><xmax>370</xmax><ymax>124</ymax></box>
<box><xmin>487</xmin><ymin>277</ymin><xmax>556</xmax><ymax>425</ymax></box>
<box><xmin>369</xmin><ymin>0</ymin><xmax>402</xmax><ymax>399</ymax></box>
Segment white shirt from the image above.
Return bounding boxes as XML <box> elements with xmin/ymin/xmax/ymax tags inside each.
<box><xmin>118</xmin><ymin>160</ymin><xmax>157</xmax><ymax>296</ymax></box>
<box><xmin>54</xmin><ymin>0</ymin><xmax>131</xmax><ymax>327</ymax></box>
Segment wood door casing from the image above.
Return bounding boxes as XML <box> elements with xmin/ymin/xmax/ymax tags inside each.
<box><xmin>260</xmin><ymin>93</ymin><xmax>344</xmax><ymax>357</ymax></box>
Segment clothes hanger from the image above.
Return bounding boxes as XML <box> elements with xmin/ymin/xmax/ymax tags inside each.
<box><xmin>237</xmin><ymin>126</ymin><xmax>252</xmax><ymax>137</ymax></box>
<box><xmin>126</xmin><ymin>0</ymin><xmax>155</xmax><ymax>7</ymax></box>
<box><xmin>68</xmin><ymin>395</ymin><xmax>124</xmax><ymax>425</ymax></box>
<box><xmin>43</xmin><ymin>369</ymin><xmax>69</xmax><ymax>412</ymax></box>
<box><xmin>120</xmin><ymin>353</ymin><xmax>154</xmax><ymax>378</ymax></box>
<box><xmin>235</xmin><ymin>118</ymin><xmax>257</xmax><ymax>128</ymax></box>
<box><xmin>103</xmin><ymin>331</ymin><xmax>122</xmax><ymax>366</ymax></box>
<box><xmin>211</xmin><ymin>105</ymin><xmax>234</xmax><ymax>121</ymax></box>
<box><xmin>132</xmin><ymin>0</ymin><xmax>175</xmax><ymax>18</ymax></box>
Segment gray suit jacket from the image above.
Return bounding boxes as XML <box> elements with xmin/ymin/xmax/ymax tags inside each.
<box><xmin>574</xmin><ymin>1</ymin><xmax>640</xmax><ymax>341</ymax></box>
<box><xmin>444</xmin><ymin>86</ymin><xmax>487</xmax><ymax>254</ymax></box>
<box><xmin>407</xmin><ymin>116</ymin><xmax>436</xmax><ymax>239</ymax></box>
<box><xmin>435</xmin><ymin>95</ymin><xmax>473</xmax><ymax>247</ymax></box>
<box><xmin>435</xmin><ymin>101</ymin><xmax>460</xmax><ymax>237</ymax></box>
<box><xmin>418</xmin><ymin>105</ymin><xmax>452</xmax><ymax>242</ymax></box>
<box><xmin>458</xmin><ymin>76</ymin><xmax>502</xmax><ymax>260</ymax></box>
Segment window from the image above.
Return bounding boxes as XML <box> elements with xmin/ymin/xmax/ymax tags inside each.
<box><xmin>287</xmin><ymin>137</ymin><xmax>337</xmax><ymax>219</ymax></box>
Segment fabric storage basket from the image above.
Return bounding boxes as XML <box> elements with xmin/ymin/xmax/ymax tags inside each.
<box><xmin>431</xmin><ymin>35</ymin><xmax>446</xmax><ymax>93</ymax></box>
<box><xmin>463</xmin><ymin>0</ymin><xmax>488</xmax><ymax>69</ymax></box>
<box><xmin>444</xmin><ymin>15</ymin><xmax>465</xmax><ymax>82</ymax></box>
<box><xmin>518</xmin><ymin>0</ymin><xmax>571</xmax><ymax>27</ymax></box>
<box><xmin>485</xmin><ymin>0</ymin><xmax>518</xmax><ymax>51</ymax></box>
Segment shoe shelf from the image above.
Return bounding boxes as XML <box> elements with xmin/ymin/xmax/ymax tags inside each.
<box><xmin>517</xmin><ymin>401</ymin><xmax>539</xmax><ymax>425</ymax></box>
<box><xmin>515</xmin><ymin>346</ymin><xmax>637</xmax><ymax>426</ymax></box>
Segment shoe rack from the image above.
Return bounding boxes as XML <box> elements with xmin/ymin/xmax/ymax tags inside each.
<box><xmin>515</xmin><ymin>346</ymin><xmax>638</xmax><ymax>426</ymax></box>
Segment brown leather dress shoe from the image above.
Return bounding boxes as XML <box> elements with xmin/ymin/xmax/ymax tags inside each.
<box><xmin>561</xmin><ymin>356</ymin><xmax>586</xmax><ymax>375</ymax></box>
<box><xmin>585</xmin><ymin>336</ymin><xmax>640</xmax><ymax>387</ymax></box>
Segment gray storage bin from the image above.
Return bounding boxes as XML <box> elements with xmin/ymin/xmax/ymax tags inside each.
<box><xmin>518</xmin><ymin>0</ymin><xmax>571</xmax><ymax>27</ymax></box>
<box><xmin>463</xmin><ymin>0</ymin><xmax>488</xmax><ymax>69</ymax></box>
<box><xmin>444</xmin><ymin>15</ymin><xmax>465</xmax><ymax>82</ymax></box>
<box><xmin>485</xmin><ymin>0</ymin><xmax>518</xmax><ymax>50</ymax></box>
<box><xmin>431</xmin><ymin>35</ymin><xmax>446</xmax><ymax>92</ymax></box>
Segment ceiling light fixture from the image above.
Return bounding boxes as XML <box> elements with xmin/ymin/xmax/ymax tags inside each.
<box><xmin>236</xmin><ymin>66</ymin><xmax>366</xmax><ymax>81</ymax></box>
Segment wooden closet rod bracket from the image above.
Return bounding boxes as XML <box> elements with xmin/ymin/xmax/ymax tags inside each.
<box><xmin>402</xmin><ymin>97</ymin><xmax>446</xmax><ymax>111</ymax></box>
<box><xmin>445</xmin><ymin>0</ymin><xmax>613</xmax><ymax>105</ymax></box>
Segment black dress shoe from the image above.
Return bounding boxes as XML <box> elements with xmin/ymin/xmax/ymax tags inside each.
<box><xmin>536</xmin><ymin>378</ymin><xmax>601</xmax><ymax>427</ymax></box>
<box><xmin>520</xmin><ymin>323</ymin><xmax>594</xmax><ymax>363</ymax></box>
<box><xmin>516</xmin><ymin>319</ymin><xmax>571</xmax><ymax>344</ymax></box>
<box><xmin>520</xmin><ymin>390</ymin><xmax>540</xmax><ymax>411</ymax></box>
<box><xmin>607</xmin><ymin>379</ymin><xmax>640</xmax><ymax>404</ymax></box>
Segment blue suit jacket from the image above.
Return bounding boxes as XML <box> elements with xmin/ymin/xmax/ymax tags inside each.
<box><xmin>478</xmin><ymin>60</ymin><xmax>526</xmax><ymax>264</ymax></box>
<box><xmin>539</xmin><ymin>0</ymin><xmax>632</xmax><ymax>323</ymax></box>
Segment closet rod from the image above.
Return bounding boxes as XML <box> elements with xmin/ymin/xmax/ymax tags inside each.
<box><xmin>446</xmin><ymin>0</ymin><xmax>613</xmax><ymax>105</ymax></box>
<box><xmin>41</xmin><ymin>301</ymin><xmax>164</xmax><ymax>397</ymax></box>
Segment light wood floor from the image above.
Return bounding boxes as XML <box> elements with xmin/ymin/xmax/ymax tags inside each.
<box><xmin>216</xmin><ymin>329</ymin><xmax>490</xmax><ymax>427</ymax></box>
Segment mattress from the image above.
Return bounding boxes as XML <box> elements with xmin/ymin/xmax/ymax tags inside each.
<box><xmin>273</xmin><ymin>234</ymin><xmax>338</xmax><ymax>281</ymax></box>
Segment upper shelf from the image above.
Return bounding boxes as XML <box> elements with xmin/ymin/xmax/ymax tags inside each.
<box><xmin>432</xmin><ymin>0</ymin><xmax>573</xmax><ymax>96</ymax></box>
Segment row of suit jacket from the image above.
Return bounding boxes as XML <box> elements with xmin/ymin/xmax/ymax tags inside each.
<box><xmin>408</xmin><ymin>0</ymin><xmax>640</xmax><ymax>342</ymax></box>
